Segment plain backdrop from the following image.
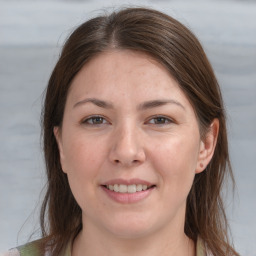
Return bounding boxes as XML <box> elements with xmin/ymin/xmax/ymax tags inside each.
<box><xmin>0</xmin><ymin>0</ymin><xmax>256</xmax><ymax>255</ymax></box>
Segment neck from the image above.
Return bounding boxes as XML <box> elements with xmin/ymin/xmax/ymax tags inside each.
<box><xmin>72</xmin><ymin>220</ymin><xmax>195</xmax><ymax>256</ymax></box>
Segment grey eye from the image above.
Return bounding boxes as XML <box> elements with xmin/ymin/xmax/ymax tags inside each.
<box><xmin>83</xmin><ymin>116</ymin><xmax>107</xmax><ymax>125</ymax></box>
<box><xmin>148</xmin><ymin>116</ymin><xmax>171</xmax><ymax>124</ymax></box>
<box><xmin>91</xmin><ymin>117</ymin><xmax>104</xmax><ymax>124</ymax></box>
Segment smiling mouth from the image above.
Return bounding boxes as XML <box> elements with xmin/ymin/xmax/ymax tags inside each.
<box><xmin>102</xmin><ymin>184</ymin><xmax>156</xmax><ymax>193</ymax></box>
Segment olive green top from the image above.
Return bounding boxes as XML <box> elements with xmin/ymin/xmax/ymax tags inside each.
<box><xmin>3</xmin><ymin>237</ymin><xmax>207</xmax><ymax>256</ymax></box>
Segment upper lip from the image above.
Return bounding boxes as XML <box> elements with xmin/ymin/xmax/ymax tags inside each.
<box><xmin>102</xmin><ymin>178</ymin><xmax>154</xmax><ymax>186</ymax></box>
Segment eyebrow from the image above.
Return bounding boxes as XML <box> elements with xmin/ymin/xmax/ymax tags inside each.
<box><xmin>73</xmin><ymin>98</ymin><xmax>114</xmax><ymax>109</ymax></box>
<box><xmin>137</xmin><ymin>99</ymin><xmax>185</xmax><ymax>111</ymax></box>
<box><xmin>73</xmin><ymin>98</ymin><xmax>185</xmax><ymax>110</ymax></box>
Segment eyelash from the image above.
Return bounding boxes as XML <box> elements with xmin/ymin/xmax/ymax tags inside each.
<box><xmin>81</xmin><ymin>115</ymin><xmax>174</xmax><ymax>126</ymax></box>
<box><xmin>146</xmin><ymin>116</ymin><xmax>174</xmax><ymax>125</ymax></box>
<box><xmin>82</xmin><ymin>115</ymin><xmax>109</xmax><ymax>125</ymax></box>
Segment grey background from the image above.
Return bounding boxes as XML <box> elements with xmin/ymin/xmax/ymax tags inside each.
<box><xmin>0</xmin><ymin>0</ymin><xmax>256</xmax><ymax>255</ymax></box>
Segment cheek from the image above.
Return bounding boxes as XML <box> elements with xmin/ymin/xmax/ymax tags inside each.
<box><xmin>60</xmin><ymin>135</ymin><xmax>107</xmax><ymax>208</ymax></box>
<box><xmin>151</xmin><ymin>135</ymin><xmax>199</xmax><ymax>192</ymax></box>
<box><xmin>61</xmin><ymin>136</ymin><xmax>106</xmax><ymax>208</ymax></box>
<box><xmin>62</xmin><ymin>132</ymin><xmax>104</xmax><ymax>174</ymax></box>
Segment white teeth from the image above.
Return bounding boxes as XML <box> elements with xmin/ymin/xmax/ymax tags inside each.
<box><xmin>119</xmin><ymin>184</ymin><xmax>128</xmax><ymax>193</ymax></box>
<box><xmin>127</xmin><ymin>184</ymin><xmax>136</xmax><ymax>193</ymax></box>
<box><xmin>114</xmin><ymin>184</ymin><xmax>119</xmax><ymax>192</ymax></box>
<box><xmin>136</xmin><ymin>184</ymin><xmax>143</xmax><ymax>192</ymax></box>
<box><xmin>106</xmin><ymin>184</ymin><xmax>150</xmax><ymax>193</ymax></box>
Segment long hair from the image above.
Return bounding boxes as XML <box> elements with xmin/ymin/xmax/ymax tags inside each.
<box><xmin>41</xmin><ymin>7</ymin><xmax>239</xmax><ymax>255</ymax></box>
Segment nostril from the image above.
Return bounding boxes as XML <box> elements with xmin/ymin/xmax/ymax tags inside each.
<box><xmin>113</xmin><ymin>159</ymin><xmax>140</xmax><ymax>165</ymax></box>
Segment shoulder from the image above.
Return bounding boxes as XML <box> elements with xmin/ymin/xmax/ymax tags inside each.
<box><xmin>0</xmin><ymin>249</ymin><xmax>20</xmax><ymax>256</ymax></box>
<box><xmin>2</xmin><ymin>240</ymin><xmax>45</xmax><ymax>256</ymax></box>
<box><xmin>2</xmin><ymin>238</ymin><xmax>71</xmax><ymax>256</ymax></box>
<box><xmin>196</xmin><ymin>237</ymin><xmax>214</xmax><ymax>256</ymax></box>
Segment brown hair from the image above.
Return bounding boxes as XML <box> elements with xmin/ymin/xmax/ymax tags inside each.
<box><xmin>41</xmin><ymin>7</ymin><xmax>239</xmax><ymax>255</ymax></box>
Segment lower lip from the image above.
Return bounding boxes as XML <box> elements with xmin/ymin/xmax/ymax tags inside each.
<box><xmin>101</xmin><ymin>186</ymin><xmax>155</xmax><ymax>204</ymax></box>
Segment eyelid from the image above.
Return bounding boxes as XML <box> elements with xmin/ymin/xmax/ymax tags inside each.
<box><xmin>81</xmin><ymin>115</ymin><xmax>174</xmax><ymax>126</ymax></box>
<box><xmin>81</xmin><ymin>115</ymin><xmax>110</xmax><ymax>125</ymax></box>
<box><xmin>145</xmin><ymin>115</ymin><xmax>175</xmax><ymax>125</ymax></box>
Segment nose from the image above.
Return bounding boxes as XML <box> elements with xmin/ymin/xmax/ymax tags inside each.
<box><xmin>108</xmin><ymin>123</ymin><xmax>146</xmax><ymax>167</ymax></box>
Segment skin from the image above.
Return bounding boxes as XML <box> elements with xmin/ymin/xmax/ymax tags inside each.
<box><xmin>54</xmin><ymin>50</ymin><xmax>219</xmax><ymax>256</ymax></box>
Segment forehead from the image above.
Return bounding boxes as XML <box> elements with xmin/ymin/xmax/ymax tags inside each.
<box><xmin>63</xmin><ymin>49</ymin><xmax>199</xmax><ymax>128</ymax></box>
<box><xmin>68</xmin><ymin>50</ymin><xmax>186</xmax><ymax>101</ymax></box>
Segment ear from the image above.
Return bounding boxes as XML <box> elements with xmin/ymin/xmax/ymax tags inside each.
<box><xmin>196</xmin><ymin>118</ymin><xmax>219</xmax><ymax>174</ymax></box>
<box><xmin>53</xmin><ymin>126</ymin><xmax>67</xmax><ymax>173</ymax></box>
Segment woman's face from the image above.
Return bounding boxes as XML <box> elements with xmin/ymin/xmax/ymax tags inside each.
<box><xmin>55</xmin><ymin>50</ymin><xmax>211</xmax><ymax>239</ymax></box>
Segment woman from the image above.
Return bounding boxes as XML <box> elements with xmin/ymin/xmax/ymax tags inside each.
<box><xmin>5</xmin><ymin>7</ymin><xmax>239</xmax><ymax>256</ymax></box>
